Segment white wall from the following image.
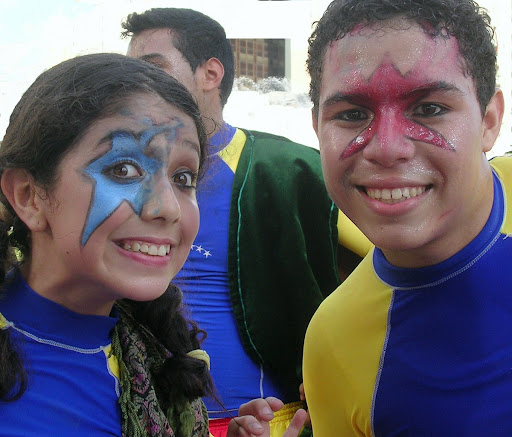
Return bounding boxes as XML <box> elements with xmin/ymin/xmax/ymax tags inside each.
<box><xmin>1</xmin><ymin>0</ymin><xmax>510</xmax><ymax>155</ymax></box>
<box><xmin>479</xmin><ymin>0</ymin><xmax>512</xmax><ymax>156</ymax></box>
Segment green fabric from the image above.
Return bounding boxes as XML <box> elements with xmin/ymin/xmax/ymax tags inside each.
<box><xmin>227</xmin><ymin>129</ymin><xmax>340</xmax><ymax>404</ymax></box>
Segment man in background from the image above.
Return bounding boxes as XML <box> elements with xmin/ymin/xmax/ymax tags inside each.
<box><xmin>123</xmin><ymin>8</ymin><xmax>370</xmax><ymax>436</ymax></box>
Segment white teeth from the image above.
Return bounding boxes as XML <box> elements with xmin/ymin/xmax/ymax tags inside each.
<box><xmin>120</xmin><ymin>241</ymin><xmax>170</xmax><ymax>257</ymax></box>
<box><xmin>366</xmin><ymin>186</ymin><xmax>427</xmax><ymax>204</ymax></box>
<box><xmin>391</xmin><ymin>188</ymin><xmax>402</xmax><ymax>200</ymax></box>
<box><xmin>381</xmin><ymin>189</ymin><xmax>391</xmax><ymax>200</ymax></box>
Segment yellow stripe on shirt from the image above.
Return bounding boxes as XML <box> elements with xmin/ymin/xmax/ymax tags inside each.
<box><xmin>304</xmin><ymin>251</ymin><xmax>392</xmax><ymax>436</ymax></box>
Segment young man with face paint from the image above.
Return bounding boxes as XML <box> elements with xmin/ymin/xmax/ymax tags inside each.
<box><xmin>303</xmin><ymin>0</ymin><xmax>512</xmax><ymax>435</ymax></box>
<box><xmin>122</xmin><ymin>8</ymin><xmax>371</xmax><ymax>436</ymax></box>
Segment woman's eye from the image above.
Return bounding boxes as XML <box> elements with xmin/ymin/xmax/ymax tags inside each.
<box><xmin>336</xmin><ymin>109</ymin><xmax>368</xmax><ymax>122</ymax></box>
<box><xmin>413</xmin><ymin>103</ymin><xmax>446</xmax><ymax>116</ymax></box>
<box><xmin>109</xmin><ymin>163</ymin><xmax>142</xmax><ymax>178</ymax></box>
<box><xmin>172</xmin><ymin>171</ymin><xmax>196</xmax><ymax>188</ymax></box>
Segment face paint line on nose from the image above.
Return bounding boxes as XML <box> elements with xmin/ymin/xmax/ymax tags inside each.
<box><xmin>339</xmin><ymin>60</ymin><xmax>455</xmax><ymax>160</ymax></box>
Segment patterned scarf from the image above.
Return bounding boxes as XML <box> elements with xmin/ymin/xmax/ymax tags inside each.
<box><xmin>111</xmin><ymin>304</ymin><xmax>209</xmax><ymax>437</ymax></box>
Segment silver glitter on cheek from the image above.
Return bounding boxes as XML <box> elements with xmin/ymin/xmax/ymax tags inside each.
<box><xmin>354</xmin><ymin>135</ymin><xmax>366</xmax><ymax>146</ymax></box>
<box><xmin>407</xmin><ymin>160</ymin><xmax>437</xmax><ymax>180</ymax></box>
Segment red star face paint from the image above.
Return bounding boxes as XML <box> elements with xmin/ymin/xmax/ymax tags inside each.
<box><xmin>315</xmin><ymin>19</ymin><xmax>499</xmax><ymax>268</ymax></box>
<box><xmin>340</xmin><ymin>59</ymin><xmax>455</xmax><ymax>159</ymax></box>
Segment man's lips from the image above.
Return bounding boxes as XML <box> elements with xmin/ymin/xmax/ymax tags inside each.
<box><xmin>363</xmin><ymin>185</ymin><xmax>431</xmax><ymax>204</ymax></box>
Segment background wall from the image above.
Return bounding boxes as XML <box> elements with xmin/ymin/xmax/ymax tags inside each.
<box><xmin>1</xmin><ymin>0</ymin><xmax>510</xmax><ymax>156</ymax></box>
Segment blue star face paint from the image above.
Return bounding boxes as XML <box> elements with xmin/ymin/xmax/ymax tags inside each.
<box><xmin>25</xmin><ymin>92</ymin><xmax>202</xmax><ymax>316</ymax></box>
<box><xmin>81</xmin><ymin>122</ymin><xmax>182</xmax><ymax>245</ymax></box>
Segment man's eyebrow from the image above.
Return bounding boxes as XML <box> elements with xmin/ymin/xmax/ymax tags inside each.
<box><xmin>139</xmin><ymin>53</ymin><xmax>167</xmax><ymax>64</ymax></box>
<box><xmin>321</xmin><ymin>81</ymin><xmax>463</xmax><ymax>110</ymax></box>
<box><xmin>408</xmin><ymin>81</ymin><xmax>464</xmax><ymax>98</ymax></box>
<box><xmin>321</xmin><ymin>92</ymin><xmax>357</xmax><ymax>110</ymax></box>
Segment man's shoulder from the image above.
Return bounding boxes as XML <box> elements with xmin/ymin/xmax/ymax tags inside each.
<box><xmin>490</xmin><ymin>155</ymin><xmax>512</xmax><ymax>180</ymax></box>
<box><xmin>317</xmin><ymin>253</ymin><xmax>382</xmax><ymax>311</ymax></box>
<box><xmin>238</xmin><ymin>128</ymin><xmax>319</xmax><ymax>154</ymax></box>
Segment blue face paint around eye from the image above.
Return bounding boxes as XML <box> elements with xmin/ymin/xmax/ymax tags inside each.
<box><xmin>80</xmin><ymin>123</ymin><xmax>181</xmax><ymax>245</ymax></box>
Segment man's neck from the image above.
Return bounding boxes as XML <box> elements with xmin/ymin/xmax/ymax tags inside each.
<box><xmin>203</xmin><ymin>114</ymin><xmax>225</xmax><ymax>139</ymax></box>
<box><xmin>198</xmin><ymin>91</ymin><xmax>225</xmax><ymax>139</ymax></box>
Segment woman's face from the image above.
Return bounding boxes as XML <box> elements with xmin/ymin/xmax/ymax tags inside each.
<box><xmin>28</xmin><ymin>92</ymin><xmax>201</xmax><ymax>315</ymax></box>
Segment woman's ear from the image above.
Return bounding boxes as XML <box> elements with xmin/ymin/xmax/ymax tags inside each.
<box><xmin>1</xmin><ymin>169</ymin><xmax>48</xmax><ymax>232</ymax></box>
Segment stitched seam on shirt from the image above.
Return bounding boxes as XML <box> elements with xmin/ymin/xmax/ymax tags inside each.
<box><xmin>10</xmin><ymin>323</ymin><xmax>109</xmax><ymax>354</ymax></box>
<box><xmin>103</xmin><ymin>348</ymin><xmax>121</xmax><ymax>397</ymax></box>
<box><xmin>235</xmin><ymin>130</ymin><xmax>264</xmax><ymax>364</ymax></box>
<box><xmin>259</xmin><ymin>364</ymin><xmax>265</xmax><ymax>398</ymax></box>
<box><xmin>371</xmin><ymin>290</ymin><xmax>394</xmax><ymax>435</ymax></box>
<box><xmin>385</xmin><ymin>231</ymin><xmax>502</xmax><ymax>291</ymax></box>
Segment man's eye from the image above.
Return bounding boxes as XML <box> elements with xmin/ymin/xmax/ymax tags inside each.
<box><xmin>413</xmin><ymin>103</ymin><xmax>446</xmax><ymax>116</ymax></box>
<box><xmin>148</xmin><ymin>60</ymin><xmax>166</xmax><ymax>69</ymax></box>
<box><xmin>110</xmin><ymin>163</ymin><xmax>142</xmax><ymax>178</ymax></box>
<box><xmin>335</xmin><ymin>109</ymin><xmax>368</xmax><ymax>122</ymax></box>
<box><xmin>172</xmin><ymin>171</ymin><xmax>196</xmax><ymax>188</ymax></box>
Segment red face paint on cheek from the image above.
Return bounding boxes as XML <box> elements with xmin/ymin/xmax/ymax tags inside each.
<box><xmin>341</xmin><ymin>61</ymin><xmax>454</xmax><ymax>160</ymax></box>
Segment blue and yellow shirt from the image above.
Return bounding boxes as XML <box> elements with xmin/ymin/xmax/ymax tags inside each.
<box><xmin>304</xmin><ymin>156</ymin><xmax>512</xmax><ymax>436</ymax></box>
<box><xmin>0</xmin><ymin>272</ymin><xmax>121</xmax><ymax>436</ymax></box>
<box><xmin>174</xmin><ymin>123</ymin><xmax>370</xmax><ymax>418</ymax></box>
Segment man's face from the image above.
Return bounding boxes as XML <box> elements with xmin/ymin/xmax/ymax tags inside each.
<box><xmin>127</xmin><ymin>28</ymin><xmax>200</xmax><ymax>100</ymax></box>
<box><xmin>314</xmin><ymin>19</ymin><xmax>502</xmax><ymax>268</ymax></box>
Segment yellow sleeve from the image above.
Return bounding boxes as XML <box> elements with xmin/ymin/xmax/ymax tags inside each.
<box><xmin>490</xmin><ymin>157</ymin><xmax>512</xmax><ymax>234</ymax></box>
<box><xmin>303</xmin><ymin>253</ymin><xmax>391</xmax><ymax>436</ymax></box>
<box><xmin>0</xmin><ymin>312</ymin><xmax>9</xmax><ymax>329</ymax></box>
<box><xmin>337</xmin><ymin>210</ymin><xmax>373</xmax><ymax>257</ymax></box>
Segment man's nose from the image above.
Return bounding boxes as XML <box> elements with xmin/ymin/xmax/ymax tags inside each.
<box><xmin>362</xmin><ymin>108</ymin><xmax>415</xmax><ymax>167</ymax></box>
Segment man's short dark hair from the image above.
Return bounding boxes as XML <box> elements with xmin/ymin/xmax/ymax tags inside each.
<box><xmin>307</xmin><ymin>0</ymin><xmax>496</xmax><ymax>117</ymax></box>
<box><xmin>122</xmin><ymin>8</ymin><xmax>235</xmax><ymax>107</ymax></box>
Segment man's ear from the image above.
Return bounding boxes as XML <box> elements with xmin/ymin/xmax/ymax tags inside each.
<box><xmin>482</xmin><ymin>88</ymin><xmax>505</xmax><ymax>153</ymax></box>
<box><xmin>200</xmin><ymin>57</ymin><xmax>224</xmax><ymax>92</ymax></box>
<box><xmin>1</xmin><ymin>169</ymin><xmax>48</xmax><ymax>232</ymax></box>
<box><xmin>312</xmin><ymin>108</ymin><xmax>319</xmax><ymax>136</ymax></box>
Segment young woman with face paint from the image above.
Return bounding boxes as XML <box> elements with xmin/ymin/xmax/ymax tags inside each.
<box><xmin>0</xmin><ymin>53</ymin><xmax>305</xmax><ymax>437</ymax></box>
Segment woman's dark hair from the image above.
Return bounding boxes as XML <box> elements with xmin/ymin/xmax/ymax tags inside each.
<box><xmin>0</xmin><ymin>53</ymin><xmax>212</xmax><ymax>402</ymax></box>
<box><xmin>308</xmin><ymin>0</ymin><xmax>497</xmax><ymax>117</ymax></box>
